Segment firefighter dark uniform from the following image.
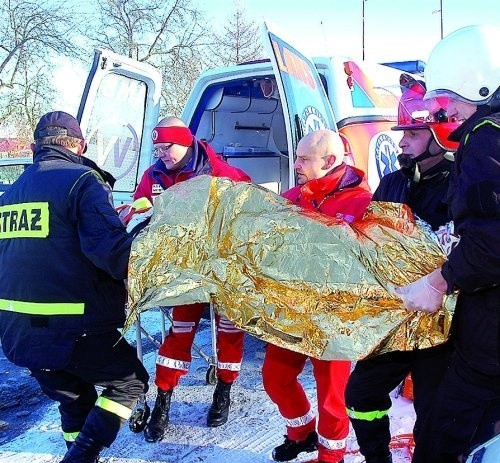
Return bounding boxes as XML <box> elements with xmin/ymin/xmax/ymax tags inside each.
<box><xmin>412</xmin><ymin>111</ymin><xmax>500</xmax><ymax>463</ymax></box>
<box><xmin>343</xmin><ymin>76</ymin><xmax>463</xmax><ymax>463</ymax></box>
<box><xmin>371</xmin><ymin>158</ymin><xmax>453</xmax><ymax>227</ymax></box>
<box><xmin>0</xmin><ymin>134</ymin><xmax>149</xmax><ymax>459</ymax></box>
<box><xmin>345</xmin><ymin>158</ymin><xmax>455</xmax><ymax>461</ymax></box>
<box><xmin>263</xmin><ymin>163</ymin><xmax>372</xmax><ymax>463</ymax></box>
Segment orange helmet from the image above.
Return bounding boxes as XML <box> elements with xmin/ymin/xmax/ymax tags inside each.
<box><xmin>392</xmin><ymin>75</ymin><xmax>460</xmax><ymax>151</ymax></box>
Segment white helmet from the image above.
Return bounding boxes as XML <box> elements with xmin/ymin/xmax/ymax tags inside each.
<box><xmin>425</xmin><ymin>25</ymin><xmax>500</xmax><ymax>105</ymax></box>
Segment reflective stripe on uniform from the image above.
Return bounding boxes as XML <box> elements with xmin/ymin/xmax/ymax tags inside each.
<box><xmin>217</xmin><ymin>317</ymin><xmax>240</xmax><ymax>334</ymax></box>
<box><xmin>464</xmin><ymin>119</ymin><xmax>500</xmax><ymax>145</ymax></box>
<box><xmin>156</xmin><ymin>354</ymin><xmax>190</xmax><ymax>371</ymax></box>
<box><xmin>346</xmin><ymin>407</ymin><xmax>390</xmax><ymax>421</ymax></box>
<box><xmin>69</xmin><ymin>171</ymin><xmax>102</xmax><ymax>196</ymax></box>
<box><xmin>62</xmin><ymin>431</ymin><xmax>79</xmax><ymax>442</ymax></box>
<box><xmin>217</xmin><ymin>361</ymin><xmax>241</xmax><ymax>372</ymax></box>
<box><xmin>0</xmin><ymin>202</ymin><xmax>49</xmax><ymax>238</ymax></box>
<box><xmin>171</xmin><ymin>320</ymin><xmax>196</xmax><ymax>334</ymax></box>
<box><xmin>95</xmin><ymin>396</ymin><xmax>132</xmax><ymax>420</ymax></box>
<box><xmin>0</xmin><ymin>298</ymin><xmax>84</xmax><ymax>315</ymax></box>
<box><xmin>318</xmin><ymin>433</ymin><xmax>347</xmax><ymax>450</ymax></box>
<box><xmin>284</xmin><ymin>408</ymin><xmax>316</xmax><ymax>428</ymax></box>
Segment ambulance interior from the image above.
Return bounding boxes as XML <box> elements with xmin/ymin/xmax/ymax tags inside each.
<box><xmin>187</xmin><ymin>61</ymin><xmax>407</xmax><ymax>195</ymax></box>
<box><xmin>189</xmin><ymin>76</ymin><xmax>290</xmax><ymax>193</ymax></box>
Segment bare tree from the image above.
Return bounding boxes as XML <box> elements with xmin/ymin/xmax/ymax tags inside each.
<box><xmin>2</xmin><ymin>59</ymin><xmax>55</xmax><ymax>143</ymax></box>
<box><xmin>92</xmin><ymin>0</ymin><xmax>201</xmax><ymax>60</ymax></box>
<box><xmin>161</xmin><ymin>46</ymin><xmax>206</xmax><ymax>116</ymax></box>
<box><xmin>0</xmin><ymin>0</ymin><xmax>80</xmax><ymax>137</ymax></box>
<box><xmin>208</xmin><ymin>1</ymin><xmax>264</xmax><ymax>67</ymax></box>
<box><xmin>0</xmin><ymin>0</ymin><xmax>266</xmax><ymax>141</ymax></box>
<box><xmin>89</xmin><ymin>0</ymin><xmax>207</xmax><ymax>115</ymax></box>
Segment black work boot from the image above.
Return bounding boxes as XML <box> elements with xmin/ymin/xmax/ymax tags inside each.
<box><xmin>59</xmin><ymin>432</ymin><xmax>104</xmax><ymax>463</ymax></box>
<box><xmin>144</xmin><ymin>388</ymin><xmax>173</xmax><ymax>443</ymax></box>
<box><xmin>129</xmin><ymin>399</ymin><xmax>151</xmax><ymax>433</ymax></box>
<box><xmin>206</xmin><ymin>379</ymin><xmax>232</xmax><ymax>427</ymax></box>
<box><xmin>272</xmin><ymin>430</ymin><xmax>318</xmax><ymax>461</ymax></box>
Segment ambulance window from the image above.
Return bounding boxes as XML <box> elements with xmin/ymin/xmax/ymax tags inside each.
<box><xmin>83</xmin><ymin>74</ymin><xmax>147</xmax><ymax>193</ymax></box>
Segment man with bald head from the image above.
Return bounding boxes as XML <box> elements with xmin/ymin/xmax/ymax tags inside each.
<box><xmin>134</xmin><ymin>116</ymin><xmax>251</xmax><ymax>442</ymax></box>
<box><xmin>262</xmin><ymin>129</ymin><xmax>372</xmax><ymax>463</ymax></box>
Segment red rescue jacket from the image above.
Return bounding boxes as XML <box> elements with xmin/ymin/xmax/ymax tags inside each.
<box><xmin>134</xmin><ymin>139</ymin><xmax>250</xmax><ymax>202</ymax></box>
<box><xmin>282</xmin><ymin>163</ymin><xmax>372</xmax><ymax>222</ymax></box>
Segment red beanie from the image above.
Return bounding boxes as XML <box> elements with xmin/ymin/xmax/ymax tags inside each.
<box><xmin>151</xmin><ymin>126</ymin><xmax>194</xmax><ymax>147</ymax></box>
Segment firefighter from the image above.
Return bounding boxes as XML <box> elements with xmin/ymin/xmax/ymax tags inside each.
<box><xmin>137</xmin><ymin>117</ymin><xmax>252</xmax><ymax>443</ymax></box>
<box><xmin>0</xmin><ymin>111</ymin><xmax>149</xmax><ymax>463</ymax></box>
<box><xmin>262</xmin><ymin>129</ymin><xmax>372</xmax><ymax>463</ymax></box>
<box><xmin>395</xmin><ymin>25</ymin><xmax>500</xmax><ymax>462</ymax></box>
<box><xmin>344</xmin><ymin>77</ymin><xmax>461</xmax><ymax>463</ymax></box>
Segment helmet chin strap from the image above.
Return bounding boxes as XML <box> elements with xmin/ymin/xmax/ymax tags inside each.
<box><xmin>397</xmin><ymin>136</ymin><xmax>445</xmax><ymax>182</ymax></box>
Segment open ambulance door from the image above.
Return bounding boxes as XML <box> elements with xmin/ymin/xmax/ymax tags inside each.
<box><xmin>263</xmin><ymin>22</ymin><xmax>338</xmax><ymax>188</ymax></box>
<box><xmin>77</xmin><ymin>49</ymin><xmax>162</xmax><ymax>205</ymax></box>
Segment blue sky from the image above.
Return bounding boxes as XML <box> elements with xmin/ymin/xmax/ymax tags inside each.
<box><xmin>214</xmin><ymin>0</ymin><xmax>500</xmax><ymax>62</ymax></box>
<box><xmin>54</xmin><ymin>0</ymin><xmax>500</xmax><ymax>111</ymax></box>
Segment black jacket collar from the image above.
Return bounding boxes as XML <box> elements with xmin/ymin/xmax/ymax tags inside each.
<box><xmin>448</xmin><ymin>105</ymin><xmax>492</xmax><ymax>143</ymax></box>
<box><xmin>34</xmin><ymin>145</ymin><xmax>116</xmax><ymax>188</ymax></box>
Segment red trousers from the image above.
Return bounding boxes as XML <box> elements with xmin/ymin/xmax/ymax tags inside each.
<box><xmin>155</xmin><ymin>304</ymin><xmax>244</xmax><ymax>390</ymax></box>
<box><xmin>262</xmin><ymin>343</ymin><xmax>351</xmax><ymax>463</ymax></box>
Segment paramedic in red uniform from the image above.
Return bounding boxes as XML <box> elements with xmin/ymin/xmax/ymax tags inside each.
<box><xmin>262</xmin><ymin>129</ymin><xmax>372</xmax><ymax>463</ymax></box>
<box><xmin>136</xmin><ymin>117</ymin><xmax>251</xmax><ymax>443</ymax></box>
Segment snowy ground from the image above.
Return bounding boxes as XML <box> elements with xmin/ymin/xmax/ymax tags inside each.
<box><xmin>0</xmin><ymin>309</ymin><xmax>416</xmax><ymax>463</ymax></box>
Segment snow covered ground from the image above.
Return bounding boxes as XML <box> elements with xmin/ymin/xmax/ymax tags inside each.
<box><xmin>0</xmin><ymin>309</ymin><xmax>416</xmax><ymax>463</ymax></box>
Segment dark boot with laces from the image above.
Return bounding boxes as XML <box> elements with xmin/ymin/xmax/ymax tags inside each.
<box><xmin>144</xmin><ymin>388</ymin><xmax>173</xmax><ymax>443</ymax></box>
<box><xmin>206</xmin><ymin>379</ymin><xmax>232</xmax><ymax>427</ymax></box>
<box><xmin>272</xmin><ymin>430</ymin><xmax>318</xmax><ymax>461</ymax></box>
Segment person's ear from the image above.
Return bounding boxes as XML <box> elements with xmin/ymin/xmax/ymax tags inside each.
<box><xmin>77</xmin><ymin>139</ymin><xmax>87</xmax><ymax>155</ymax></box>
<box><xmin>30</xmin><ymin>143</ymin><xmax>36</xmax><ymax>154</ymax></box>
<box><xmin>323</xmin><ymin>154</ymin><xmax>337</xmax><ymax>170</ymax></box>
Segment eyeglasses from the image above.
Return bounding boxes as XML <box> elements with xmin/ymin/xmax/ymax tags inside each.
<box><xmin>153</xmin><ymin>144</ymin><xmax>173</xmax><ymax>158</ymax></box>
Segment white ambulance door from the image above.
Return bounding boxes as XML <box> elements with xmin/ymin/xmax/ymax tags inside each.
<box><xmin>263</xmin><ymin>23</ymin><xmax>338</xmax><ymax>188</ymax></box>
<box><xmin>77</xmin><ymin>48</ymin><xmax>162</xmax><ymax>205</ymax></box>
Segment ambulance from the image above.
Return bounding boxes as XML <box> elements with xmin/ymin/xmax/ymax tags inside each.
<box><xmin>77</xmin><ymin>23</ymin><xmax>411</xmax><ymax>204</ymax></box>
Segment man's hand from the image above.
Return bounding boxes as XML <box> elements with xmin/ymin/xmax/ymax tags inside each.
<box><xmin>394</xmin><ymin>267</ymin><xmax>447</xmax><ymax>313</ymax></box>
<box><xmin>126</xmin><ymin>208</ymin><xmax>153</xmax><ymax>234</ymax></box>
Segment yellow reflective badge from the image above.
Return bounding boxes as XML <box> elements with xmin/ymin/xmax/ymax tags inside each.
<box><xmin>0</xmin><ymin>202</ymin><xmax>49</xmax><ymax>238</ymax></box>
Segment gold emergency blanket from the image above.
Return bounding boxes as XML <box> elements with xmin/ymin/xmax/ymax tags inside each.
<box><xmin>127</xmin><ymin>175</ymin><xmax>455</xmax><ymax>361</ymax></box>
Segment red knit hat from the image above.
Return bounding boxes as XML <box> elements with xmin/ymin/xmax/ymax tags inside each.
<box><xmin>151</xmin><ymin>126</ymin><xmax>194</xmax><ymax>147</ymax></box>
